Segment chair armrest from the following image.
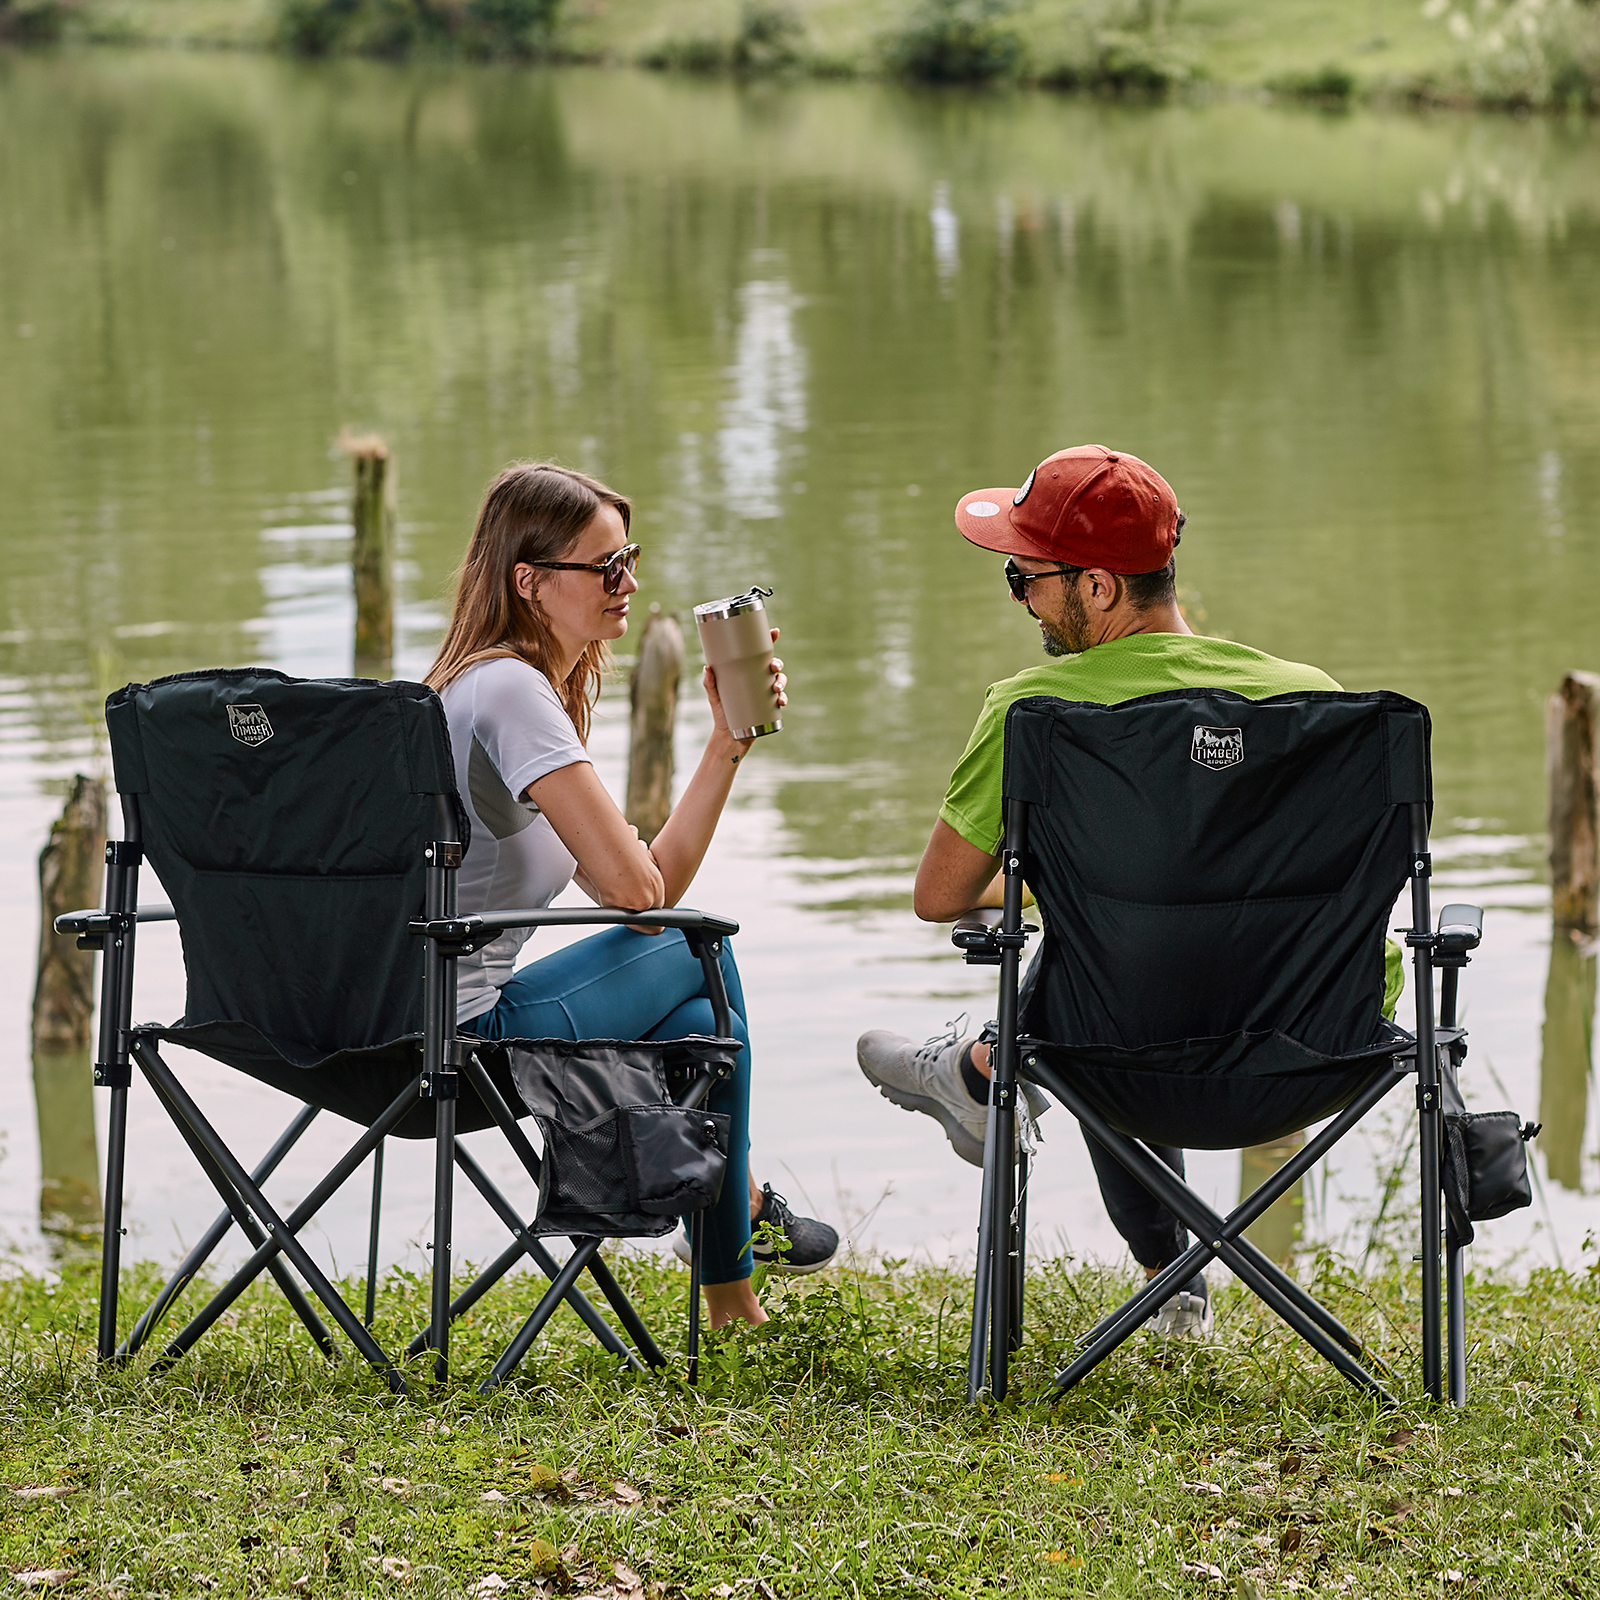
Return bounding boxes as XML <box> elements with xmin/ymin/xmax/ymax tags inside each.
<box><xmin>951</xmin><ymin>907</ymin><xmax>1002</xmax><ymax>952</ymax></box>
<box><xmin>411</xmin><ymin>905</ymin><xmax>740</xmax><ymax>954</ymax></box>
<box><xmin>54</xmin><ymin>905</ymin><xmax>176</xmax><ymax>936</ymax></box>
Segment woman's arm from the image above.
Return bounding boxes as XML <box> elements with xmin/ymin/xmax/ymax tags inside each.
<box><xmin>524</xmin><ymin>762</ymin><xmax>664</xmax><ymax>913</ymax></box>
<box><xmin>523</xmin><ymin>638</ymin><xmax>784</xmax><ymax>914</ymax></box>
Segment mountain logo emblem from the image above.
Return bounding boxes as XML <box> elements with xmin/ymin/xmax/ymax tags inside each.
<box><xmin>227</xmin><ymin>704</ymin><xmax>274</xmax><ymax>747</ymax></box>
<box><xmin>1191</xmin><ymin>725</ymin><xmax>1243</xmax><ymax>771</ymax></box>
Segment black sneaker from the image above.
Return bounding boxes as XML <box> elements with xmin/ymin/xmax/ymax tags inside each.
<box><xmin>672</xmin><ymin>1185</ymin><xmax>840</xmax><ymax>1276</ymax></box>
<box><xmin>751</xmin><ymin>1185</ymin><xmax>839</xmax><ymax>1275</ymax></box>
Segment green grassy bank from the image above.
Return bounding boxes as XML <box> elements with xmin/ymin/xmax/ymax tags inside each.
<box><xmin>14</xmin><ymin>0</ymin><xmax>1599</xmax><ymax>109</ymax></box>
<box><xmin>4</xmin><ymin>1251</ymin><xmax>1599</xmax><ymax>1596</ymax></box>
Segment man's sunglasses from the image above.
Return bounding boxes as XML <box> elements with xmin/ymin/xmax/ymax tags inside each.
<box><xmin>525</xmin><ymin>542</ymin><xmax>641</xmax><ymax>595</ymax></box>
<box><xmin>1004</xmin><ymin>557</ymin><xmax>1082</xmax><ymax>603</ymax></box>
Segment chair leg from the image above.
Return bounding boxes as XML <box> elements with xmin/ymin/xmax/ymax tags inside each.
<box><xmin>97</xmin><ymin>1083</ymin><xmax>130</xmax><ymax>1363</ymax></box>
<box><xmin>1446</xmin><ymin>1223</ymin><xmax>1467</xmax><ymax>1405</ymax></box>
<box><xmin>967</xmin><ymin>1101</ymin><xmax>1001</xmax><ymax>1403</ymax></box>
<box><xmin>431</xmin><ymin>1099</ymin><xmax>456</xmax><ymax>1384</ymax></box>
<box><xmin>989</xmin><ymin>1113</ymin><xmax>1015</xmax><ymax>1401</ymax></box>
<box><xmin>364</xmin><ymin>1139</ymin><xmax>384</xmax><ymax>1329</ymax></box>
<box><xmin>1008</xmin><ymin>1149</ymin><xmax>1027</xmax><ymax>1355</ymax></box>
<box><xmin>584</xmin><ymin>1254</ymin><xmax>668</xmax><ymax>1369</ymax></box>
<box><xmin>1420</xmin><ymin>1099</ymin><xmax>1444</xmax><ymax>1403</ymax></box>
<box><xmin>687</xmin><ymin>1218</ymin><xmax>703</xmax><ymax>1386</ymax></box>
<box><xmin>121</xmin><ymin>1103</ymin><xmax>321</xmax><ymax>1361</ymax></box>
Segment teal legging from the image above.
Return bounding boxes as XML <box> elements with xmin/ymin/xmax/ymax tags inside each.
<box><xmin>460</xmin><ymin>926</ymin><xmax>752</xmax><ymax>1284</ymax></box>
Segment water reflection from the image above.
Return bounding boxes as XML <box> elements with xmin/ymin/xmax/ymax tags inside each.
<box><xmin>1</xmin><ymin>51</ymin><xmax>1598</xmax><ymax>1264</ymax></box>
<box><xmin>1539</xmin><ymin>928</ymin><xmax>1596</xmax><ymax>1191</ymax></box>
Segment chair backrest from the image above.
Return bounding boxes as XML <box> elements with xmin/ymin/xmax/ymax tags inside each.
<box><xmin>107</xmin><ymin>670</ymin><xmax>469</xmax><ymax>1065</ymax></box>
<box><xmin>1004</xmin><ymin>688</ymin><xmax>1430</xmax><ymax>1057</ymax></box>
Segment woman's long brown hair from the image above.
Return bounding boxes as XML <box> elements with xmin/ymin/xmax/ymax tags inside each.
<box><xmin>424</xmin><ymin>462</ymin><xmax>632</xmax><ymax>744</ymax></box>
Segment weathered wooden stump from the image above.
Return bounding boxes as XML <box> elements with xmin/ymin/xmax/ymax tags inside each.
<box><xmin>1548</xmin><ymin>669</ymin><xmax>1599</xmax><ymax>937</ymax></box>
<box><xmin>33</xmin><ymin>774</ymin><xmax>106</xmax><ymax>1239</ymax></box>
<box><xmin>343</xmin><ymin>432</ymin><xmax>394</xmax><ymax>680</ymax></box>
<box><xmin>625</xmin><ymin>606</ymin><xmax>684</xmax><ymax>845</ymax></box>
<box><xmin>1239</xmin><ymin>1129</ymin><xmax>1305</xmax><ymax>1264</ymax></box>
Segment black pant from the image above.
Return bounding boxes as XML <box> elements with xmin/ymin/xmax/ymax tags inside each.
<box><xmin>1083</xmin><ymin>1127</ymin><xmax>1206</xmax><ymax>1295</ymax></box>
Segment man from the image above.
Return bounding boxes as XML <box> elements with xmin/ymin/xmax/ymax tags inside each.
<box><xmin>858</xmin><ymin>444</ymin><xmax>1401</xmax><ymax>1340</ymax></box>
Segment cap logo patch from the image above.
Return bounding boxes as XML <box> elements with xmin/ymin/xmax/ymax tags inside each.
<box><xmin>965</xmin><ymin>500</ymin><xmax>1001</xmax><ymax>517</ymax></box>
<box><xmin>227</xmin><ymin>704</ymin><xmax>274</xmax><ymax>747</ymax></box>
<box><xmin>1013</xmin><ymin>469</ymin><xmax>1036</xmax><ymax>506</ymax></box>
<box><xmin>1191</xmin><ymin>725</ymin><xmax>1242</xmax><ymax>771</ymax></box>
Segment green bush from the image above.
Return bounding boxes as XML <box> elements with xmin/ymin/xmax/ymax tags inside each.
<box><xmin>732</xmin><ymin>1</ymin><xmax>804</xmax><ymax>72</ymax></box>
<box><xmin>275</xmin><ymin>0</ymin><xmax>560</xmax><ymax>59</ymax></box>
<box><xmin>883</xmin><ymin>0</ymin><xmax>1025</xmax><ymax>84</ymax></box>
<box><xmin>1425</xmin><ymin>0</ymin><xmax>1600</xmax><ymax>109</ymax></box>
<box><xmin>0</xmin><ymin>0</ymin><xmax>73</xmax><ymax>42</ymax></box>
<box><xmin>642</xmin><ymin>4</ymin><xmax>806</xmax><ymax>75</ymax></box>
<box><xmin>1268</xmin><ymin>61</ymin><xmax>1356</xmax><ymax>101</ymax></box>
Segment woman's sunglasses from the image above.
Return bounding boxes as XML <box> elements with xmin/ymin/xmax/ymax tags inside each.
<box><xmin>526</xmin><ymin>542</ymin><xmax>641</xmax><ymax>595</ymax></box>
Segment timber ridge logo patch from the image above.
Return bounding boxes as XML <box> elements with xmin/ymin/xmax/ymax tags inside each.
<box><xmin>1191</xmin><ymin>725</ymin><xmax>1243</xmax><ymax>771</ymax></box>
<box><xmin>227</xmin><ymin>704</ymin><xmax>274</xmax><ymax>747</ymax></box>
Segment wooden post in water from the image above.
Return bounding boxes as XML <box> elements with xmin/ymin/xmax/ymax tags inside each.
<box><xmin>1239</xmin><ymin>1129</ymin><xmax>1305</xmax><ymax>1264</ymax></box>
<box><xmin>1539</xmin><ymin>670</ymin><xmax>1600</xmax><ymax>1188</ymax></box>
<box><xmin>1548</xmin><ymin>669</ymin><xmax>1600</xmax><ymax>937</ymax></box>
<box><xmin>343</xmin><ymin>432</ymin><xmax>394</xmax><ymax>680</ymax></box>
<box><xmin>33</xmin><ymin>774</ymin><xmax>106</xmax><ymax>1242</ymax></box>
<box><xmin>625</xmin><ymin>606</ymin><xmax>683</xmax><ymax>845</ymax></box>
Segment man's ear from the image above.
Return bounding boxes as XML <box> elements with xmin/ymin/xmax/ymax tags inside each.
<box><xmin>1084</xmin><ymin>568</ymin><xmax>1121</xmax><ymax>613</ymax></box>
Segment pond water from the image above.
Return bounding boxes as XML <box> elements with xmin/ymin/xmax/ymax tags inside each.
<box><xmin>1</xmin><ymin>50</ymin><xmax>1597</xmax><ymax>1284</ymax></box>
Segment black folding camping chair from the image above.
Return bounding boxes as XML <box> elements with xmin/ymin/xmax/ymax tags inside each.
<box><xmin>957</xmin><ymin>688</ymin><xmax>1535</xmax><ymax>1406</ymax></box>
<box><xmin>59</xmin><ymin>668</ymin><xmax>742</xmax><ymax>1392</ymax></box>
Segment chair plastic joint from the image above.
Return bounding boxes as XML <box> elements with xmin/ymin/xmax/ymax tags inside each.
<box><xmin>94</xmin><ymin>1060</ymin><xmax>131</xmax><ymax>1089</ymax></box>
<box><xmin>446</xmin><ymin>1039</ymin><xmax>475</xmax><ymax>1069</ymax></box>
<box><xmin>425</xmin><ymin>842</ymin><xmax>464</xmax><ymax>870</ymax></box>
<box><xmin>105</xmin><ymin>840</ymin><xmax>142</xmax><ymax>866</ymax></box>
<box><xmin>421</xmin><ymin>1071</ymin><xmax>459</xmax><ymax>1101</ymax></box>
<box><xmin>1410</xmin><ymin>852</ymin><xmax>1432</xmax><ymax>878</ymax></box>
<box><xmin>408</xmin><ymin>917</ymin><xmax>497</xmax><ymax>957</ymax></box>
<box><xmin>1416</xmin><ymin>1082</ymin><xmax>1439</xmax><ymax>1113</ymax></box>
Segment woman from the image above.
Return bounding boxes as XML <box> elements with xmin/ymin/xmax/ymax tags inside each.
<box><xmin>425</xmin><ymin>461</ymin><xmax>836</xmax><ymax>1328</ymax></box>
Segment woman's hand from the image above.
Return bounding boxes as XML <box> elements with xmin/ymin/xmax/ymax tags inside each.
<box><xmin>704</xmin><ymin>627</ymin><xmax>786</xmax><ymax>754</ymax></box>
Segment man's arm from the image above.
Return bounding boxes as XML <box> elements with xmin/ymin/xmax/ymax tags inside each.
<box><xmin>913</xmin><ymin>819</ymin><xmax>1002</xmax><ymax>922</ymax></box>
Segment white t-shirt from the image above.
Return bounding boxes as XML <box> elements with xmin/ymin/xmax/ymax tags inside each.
<box><xmin>441</xmin><ymin>656</ymin><xmax>588</xmax><ymax>1022</ymax></box>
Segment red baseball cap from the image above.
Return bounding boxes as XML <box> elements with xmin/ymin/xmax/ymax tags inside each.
<box><xmin>953</xmin><ymin>445</ymin><xmax>1181</xmax><ymax>574</ymax></box>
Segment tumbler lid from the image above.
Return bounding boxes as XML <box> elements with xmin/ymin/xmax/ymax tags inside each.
<box><xmin>693</xmin><ymin>585</ymin><xmax>773</xmax><ymax>622</ymax></box>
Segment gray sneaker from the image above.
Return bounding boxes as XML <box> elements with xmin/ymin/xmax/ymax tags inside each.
<box><xmin>1150</xmin><ymin>1290</ymin><xmax>1215</xmax><ymax>1342</ymax></box>
<box><xmin>856</xmin><ymin>1021</ymin><xmax>1048</xmax><ymax>1169</ymax></box>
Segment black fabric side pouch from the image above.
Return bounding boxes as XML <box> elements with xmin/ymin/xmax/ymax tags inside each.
<box><xmin>620</xmin><ymin>1105</ymin><xmax>730</xmax><ymax>1215</ymax></box>
<box><xmin>1443</xmin><ymin>1111</ymin><xmax>1536</xmax><ymax>1242</ymax></box>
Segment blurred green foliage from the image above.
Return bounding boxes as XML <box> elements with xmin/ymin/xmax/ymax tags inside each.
<box><xmin>274</xmin><ymin>0</ymin><xmax>560</xmax><ymax>59</ymax></box>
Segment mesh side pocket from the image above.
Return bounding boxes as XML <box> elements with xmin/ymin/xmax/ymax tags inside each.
<box><xmin>536</xmin><ymin>1111</ymin><xmax>629</xmax><ymax>1218</ymax></box>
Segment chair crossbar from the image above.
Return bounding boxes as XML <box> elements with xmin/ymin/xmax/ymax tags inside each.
<box><xmin>141</xmin><ymin>1051</ymin><xmax>420</xmax><ymax>1380</ymax></box>
<box><xmin>134</xmin><ymin>1040</ymin><xmax>409</xmax><ymax>1393</ymax></box>
<box><xmin>1026</xmin><ymin>1056</ymin><xmax>1397</xmax><ymax>1403</ymax></box>
<box><xmin>140</xmin><ymin>1065</ymin><xmax>337</xmax><ymax>1361</ymax></box>
<box><xmin>425</xmin><ymin>1143</ymin><xmax>645</xmax><ymax>1371</ymax></box>
<box><xmin>1060</xmin><ymin>1057</ymin><xmax>1408</xmax><ymax>1366</ymax></box>
<box><xmin>119</xmin><ymin>1101</ymin><xmax>322</xmax><ymax>1362</ymax></box>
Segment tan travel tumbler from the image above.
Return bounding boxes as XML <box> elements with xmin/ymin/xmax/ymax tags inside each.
<box><xmin>694</xmin><ymin>585</ymin><xmax>782</xmax><ymax>741</ymax></box>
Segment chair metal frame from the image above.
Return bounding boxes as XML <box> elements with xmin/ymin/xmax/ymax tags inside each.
<box><xmin>62</xmin><ymin>786</ymin><xmax>739</xmax><ymax>1394</ymax></box>
<box><xmin>962</xmin><ymin>792</ymin><xmax>1483</xmax><ymax>1408</ymax></box>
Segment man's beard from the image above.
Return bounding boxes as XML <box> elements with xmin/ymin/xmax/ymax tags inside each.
<box><xmin>1039</xmin><ymin>583</ymin><xmax>1090</xmax><ymax>657</ymax></box>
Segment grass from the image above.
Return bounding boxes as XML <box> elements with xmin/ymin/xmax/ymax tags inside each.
<box><xmin>4</xmin><ymin>1246</ymin><xmax>1600</xmax><ymax>1596</ymax></box>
